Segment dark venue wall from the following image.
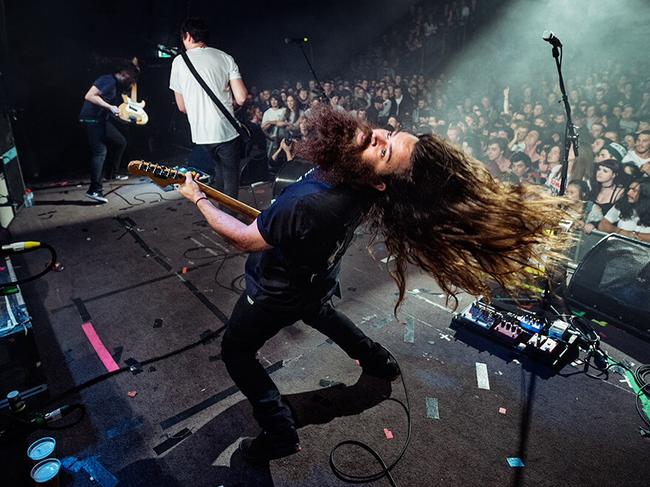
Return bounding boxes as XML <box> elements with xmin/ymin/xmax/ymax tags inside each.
<box><xmin>2</xmin><ymin>0</ymin><xmax>420</xmax><ymax>180</ymax></box>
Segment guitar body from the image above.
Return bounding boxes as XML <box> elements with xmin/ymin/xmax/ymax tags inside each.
<box><xmin>118</xmin><ymin>93</ymin><xmax>149</xmax><ymax>125</ymax></box>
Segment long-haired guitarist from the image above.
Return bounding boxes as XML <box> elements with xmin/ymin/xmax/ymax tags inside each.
<box><xmin>178</xmin><ymin>105</ymin><xmax>571</xmax><ymax>463</ymax></box>
<box><xmin>79</xmin><ymin>61</ymin><xmax>139</xmax><ymax>203</ymax></box>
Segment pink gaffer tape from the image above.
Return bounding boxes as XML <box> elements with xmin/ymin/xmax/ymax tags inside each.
<box><xmin>81</xmin><ymin>322</ymin><xmax>120</xmax><ymax>372</ymax></box>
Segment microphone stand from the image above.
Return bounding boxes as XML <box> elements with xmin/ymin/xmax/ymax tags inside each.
<box><xmin>548</xmin><ymin>43</ymin><xmax>579</xmax><ymax>197</ymax></box>
<box><xmin>500</xmin><ymin>40</ymin><xmax>579</xmax><ymax>311</ymax></box>
<box><xmin>293</xmin><ymin>41</ymin><xmax>330</xmax><ymax>103</ymax></box>
<box><xmin>536</xmin><ymin>39</ymin><xmax>578</xmax><ymax>312</ymax></box>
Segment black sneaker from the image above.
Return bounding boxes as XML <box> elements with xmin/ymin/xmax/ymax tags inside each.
<box><xmin>85</xmin><ymin>191</ymin><xmax>108</xmax><ymax>204</ymax></box>
<box><xmin>239</xmin><ymin>429</ymin><xmax>301</xmax><ymax>463</ymax></box>
<box><xmin>361</xmin><ymin>346</ymin><xmax>401</xmax><ymax>381</ymax></box>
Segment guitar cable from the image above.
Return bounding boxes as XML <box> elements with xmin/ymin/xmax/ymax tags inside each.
<box><xmin>329</xmin><ymin>346</ymin><xmax>411</xmax><ymax>487</ymax></box>
<box><xmin>112</xmin><ymin>189</ymin><xmax>182</xmax><ymax>208</ymax></box>
<box><xmin>0</xmin><ymin>241</ymin><xmax>57</xmax><ymax>287</ymax></box>
<box><xmin>181</xmin><ymin>245</ymin><xmax>247</xmax><ymax>294</ymax></box>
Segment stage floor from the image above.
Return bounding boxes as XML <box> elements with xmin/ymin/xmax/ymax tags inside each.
<box><xmin>6</xmin><ymin>177</ymin><xmax>649</xmax><ymax>486</ymax></box>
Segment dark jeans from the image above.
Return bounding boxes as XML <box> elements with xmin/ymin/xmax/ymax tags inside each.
<box><xmin>82</xmin><ymin>119</ymin><xmax>127</xmax><ymax>193</ymax></box>
<box><xmin>199</xmin><ymin>137</ymin><xmax>241</xmax><ymax>199</ymax></box>
<box><xmin>221</xmin><ymin>293</ymin><xmax>388</xmax><ymax>436</ymax></box>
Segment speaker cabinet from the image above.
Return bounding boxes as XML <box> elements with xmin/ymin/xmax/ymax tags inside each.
<box><xmin>566</xmin><ymin>234</ymin><xmax>650</xmax><ymax>340</ymax></box>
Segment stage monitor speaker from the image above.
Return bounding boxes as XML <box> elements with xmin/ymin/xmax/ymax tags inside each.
<box><xmin>566</xmin><ymin>233</ymin><xmax>650</xmax><ymax>340</ymax></box>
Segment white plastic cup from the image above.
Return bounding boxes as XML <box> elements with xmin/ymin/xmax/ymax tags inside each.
<box><xmin>30</xmin><ymin>458</ymin><xmax>61</xmax><ymax>486</ymax></box>
<box><xmin>27</xmin><ymin>437</ymin><xmax>56</xmax><ymax>462</ymax></box>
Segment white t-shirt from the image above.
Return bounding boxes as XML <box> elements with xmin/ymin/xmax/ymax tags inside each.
<box><xmin>261</xmin><ymin>107</ymin><xmax>286</xmax><ymax>138</ymax></box>
<box><xmin>604</xmin><ymin>206</ymin><xmax>650</xmax><ymax>233</ymax></box>
<box><xmin>169</xmin><ymin>47</ymin><xmax>241</xmax><ymax>144</ymax></box>
<box><xmin>622</xmin><ymin>150</ymin><xmax>650</xmax><ymax>169</ymax></box>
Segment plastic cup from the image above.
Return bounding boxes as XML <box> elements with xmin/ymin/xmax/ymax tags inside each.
<box><xmin>30</xmin><ymin>458</ymin><xmax>61</xmax><ymax>486</ymax></box>
<box><xmin>27</xmin><ymin>437</ymin><xmax>56</xmax><ymax>462</ymax></box>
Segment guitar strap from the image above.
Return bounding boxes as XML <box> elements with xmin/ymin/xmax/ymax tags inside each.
<box><xmin>180</xmin><ymin>51</ymin><xmax>250</xmax><ymax>141</ymax></box>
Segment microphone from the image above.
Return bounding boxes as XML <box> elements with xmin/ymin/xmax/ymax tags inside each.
<box><xmin>1</xmin><ymin>241</ymin><xmax>41</xmax><ymax>253</ymax></box>
<box><xmin>284</xmin><ymin>37</ymin><xmax>309</xmax><ymax>45</ymax></box>
<box><xmin>542</xmin><ymin>30</ymin><xmax>563</xmax><ymax>48</ymax></box>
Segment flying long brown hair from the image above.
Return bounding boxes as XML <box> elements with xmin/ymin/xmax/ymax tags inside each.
<box><xmin>367</xmin><ymin>133</ymin><xmax>572</xmax><ymax>314</ymax></box>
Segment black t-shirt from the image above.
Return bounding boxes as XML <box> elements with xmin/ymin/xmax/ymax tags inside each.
<box><xmin>245</xmin><ymin>168</ymin><xmax>373</xmax><ymax>309</ymax></box>
<box><xmin>79</xmin><ymin>74</ymin><xmax>119</xmax><ymax>121</ymax></box>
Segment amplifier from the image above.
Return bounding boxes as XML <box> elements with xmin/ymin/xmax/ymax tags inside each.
<box><xmin>0</xmin><ymin>109</ymin><xmax>26</xmax><ymax>226</ymax></box>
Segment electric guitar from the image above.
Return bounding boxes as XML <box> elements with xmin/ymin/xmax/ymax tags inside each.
<box><xmin>127</xmin><ymin>160</ymin><xmax>261</xmax><ymax>219</ymax></box>
<box><xmin>117</xmin><ymin>58</ymin><xmax>149</xmax><ymax>125</ymax></box>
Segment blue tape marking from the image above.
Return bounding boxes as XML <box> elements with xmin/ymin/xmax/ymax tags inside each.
<box><xmin>507</xmin><ymin>457</ymin><xmax>525</xmax><ymax>468</ymax></box>
<box><xmin>372</xmin><ymin>317</ymin><xmax>390</xmax><ymax>330</ymax></box>
<box><xmin>404</xmin><ymin>317</ymin><xmax>415</xmax><ymax>343</ymax></box>
<box><xmin>425</xmin><ymin>397</ymin><xmax>440</xmax><ymax>419</ymax></box>
<box><xmin>81</xmin><ymin>456</ymin><xmax>119</xmax><ymax>487</ymax></box>
<box><xmin>106</xmin><ymin>416</ymin><xmax>144</xmax><ymax>439</ymax></box>
<box><xmin>61</xmin><ymin>456</ymin><xmax>118</xmax><ymax>487</ymax></box>
<box><xmin>61</xmin><ymin>456</ymin><xmax>82</xmax><ymax>472</ymax></box>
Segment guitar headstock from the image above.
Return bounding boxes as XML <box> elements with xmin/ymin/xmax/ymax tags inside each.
<box><xmin>127</xmin><ymin>160</ymin><xmax>186</xmax><ymax>188</ymax></box>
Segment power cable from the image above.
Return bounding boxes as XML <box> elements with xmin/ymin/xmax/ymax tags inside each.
<box><xmin>41</xmin><ymin>323</ymin><xmax>227</xmax><ymax>411</ymax></box>
<box><xmin>568</xmin><ymin>315</ymin><xmax>649</xmax><ymax>433</ymax></box>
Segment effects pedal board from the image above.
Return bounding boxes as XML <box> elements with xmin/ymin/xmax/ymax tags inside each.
<box><xmin>452</xmin><ymin>299</ymin><xmax>577</xmax><ymax>368</ymax></box>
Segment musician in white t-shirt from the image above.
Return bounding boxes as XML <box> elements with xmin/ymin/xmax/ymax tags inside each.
<box><xmin>170</xmin><ymin>17</ymin><xmax>248</xmax><ymax>198</ymax></box>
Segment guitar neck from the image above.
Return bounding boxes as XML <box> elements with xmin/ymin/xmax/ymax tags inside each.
<box><xmin>196</xmin><ymin>181</ymin><xmax>260</xmax><ymax>219</ymax></box>
<box><xmin>126</xmin><ymin>160</ymin><xmax>259</xmax><ymax>219</ymax></box>
<box><xmin>130</xmin><ymin>83</ymin><xmax>138</xmax><ymax>101</ymax></box>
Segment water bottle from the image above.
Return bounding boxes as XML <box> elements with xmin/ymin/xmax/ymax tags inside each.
<box><xmin>24</xmin><ymin>189</ymin><xmax>34</xmax><ymax>208</ymax></box>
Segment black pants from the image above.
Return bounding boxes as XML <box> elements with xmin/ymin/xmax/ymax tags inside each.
<box><xmin>82</xmin><ymin>119</ymin><xmax>127</xmax><ymax>193</ymax></box>
<box><xmin>221</xmin><ymin>293</ymin><xmax>387</xmax><ymax>435</ymax></box>
<box><xmin>198</xmin><ymin>137</ymin><xmax>241</xmax><ymax>199</ymax></box>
